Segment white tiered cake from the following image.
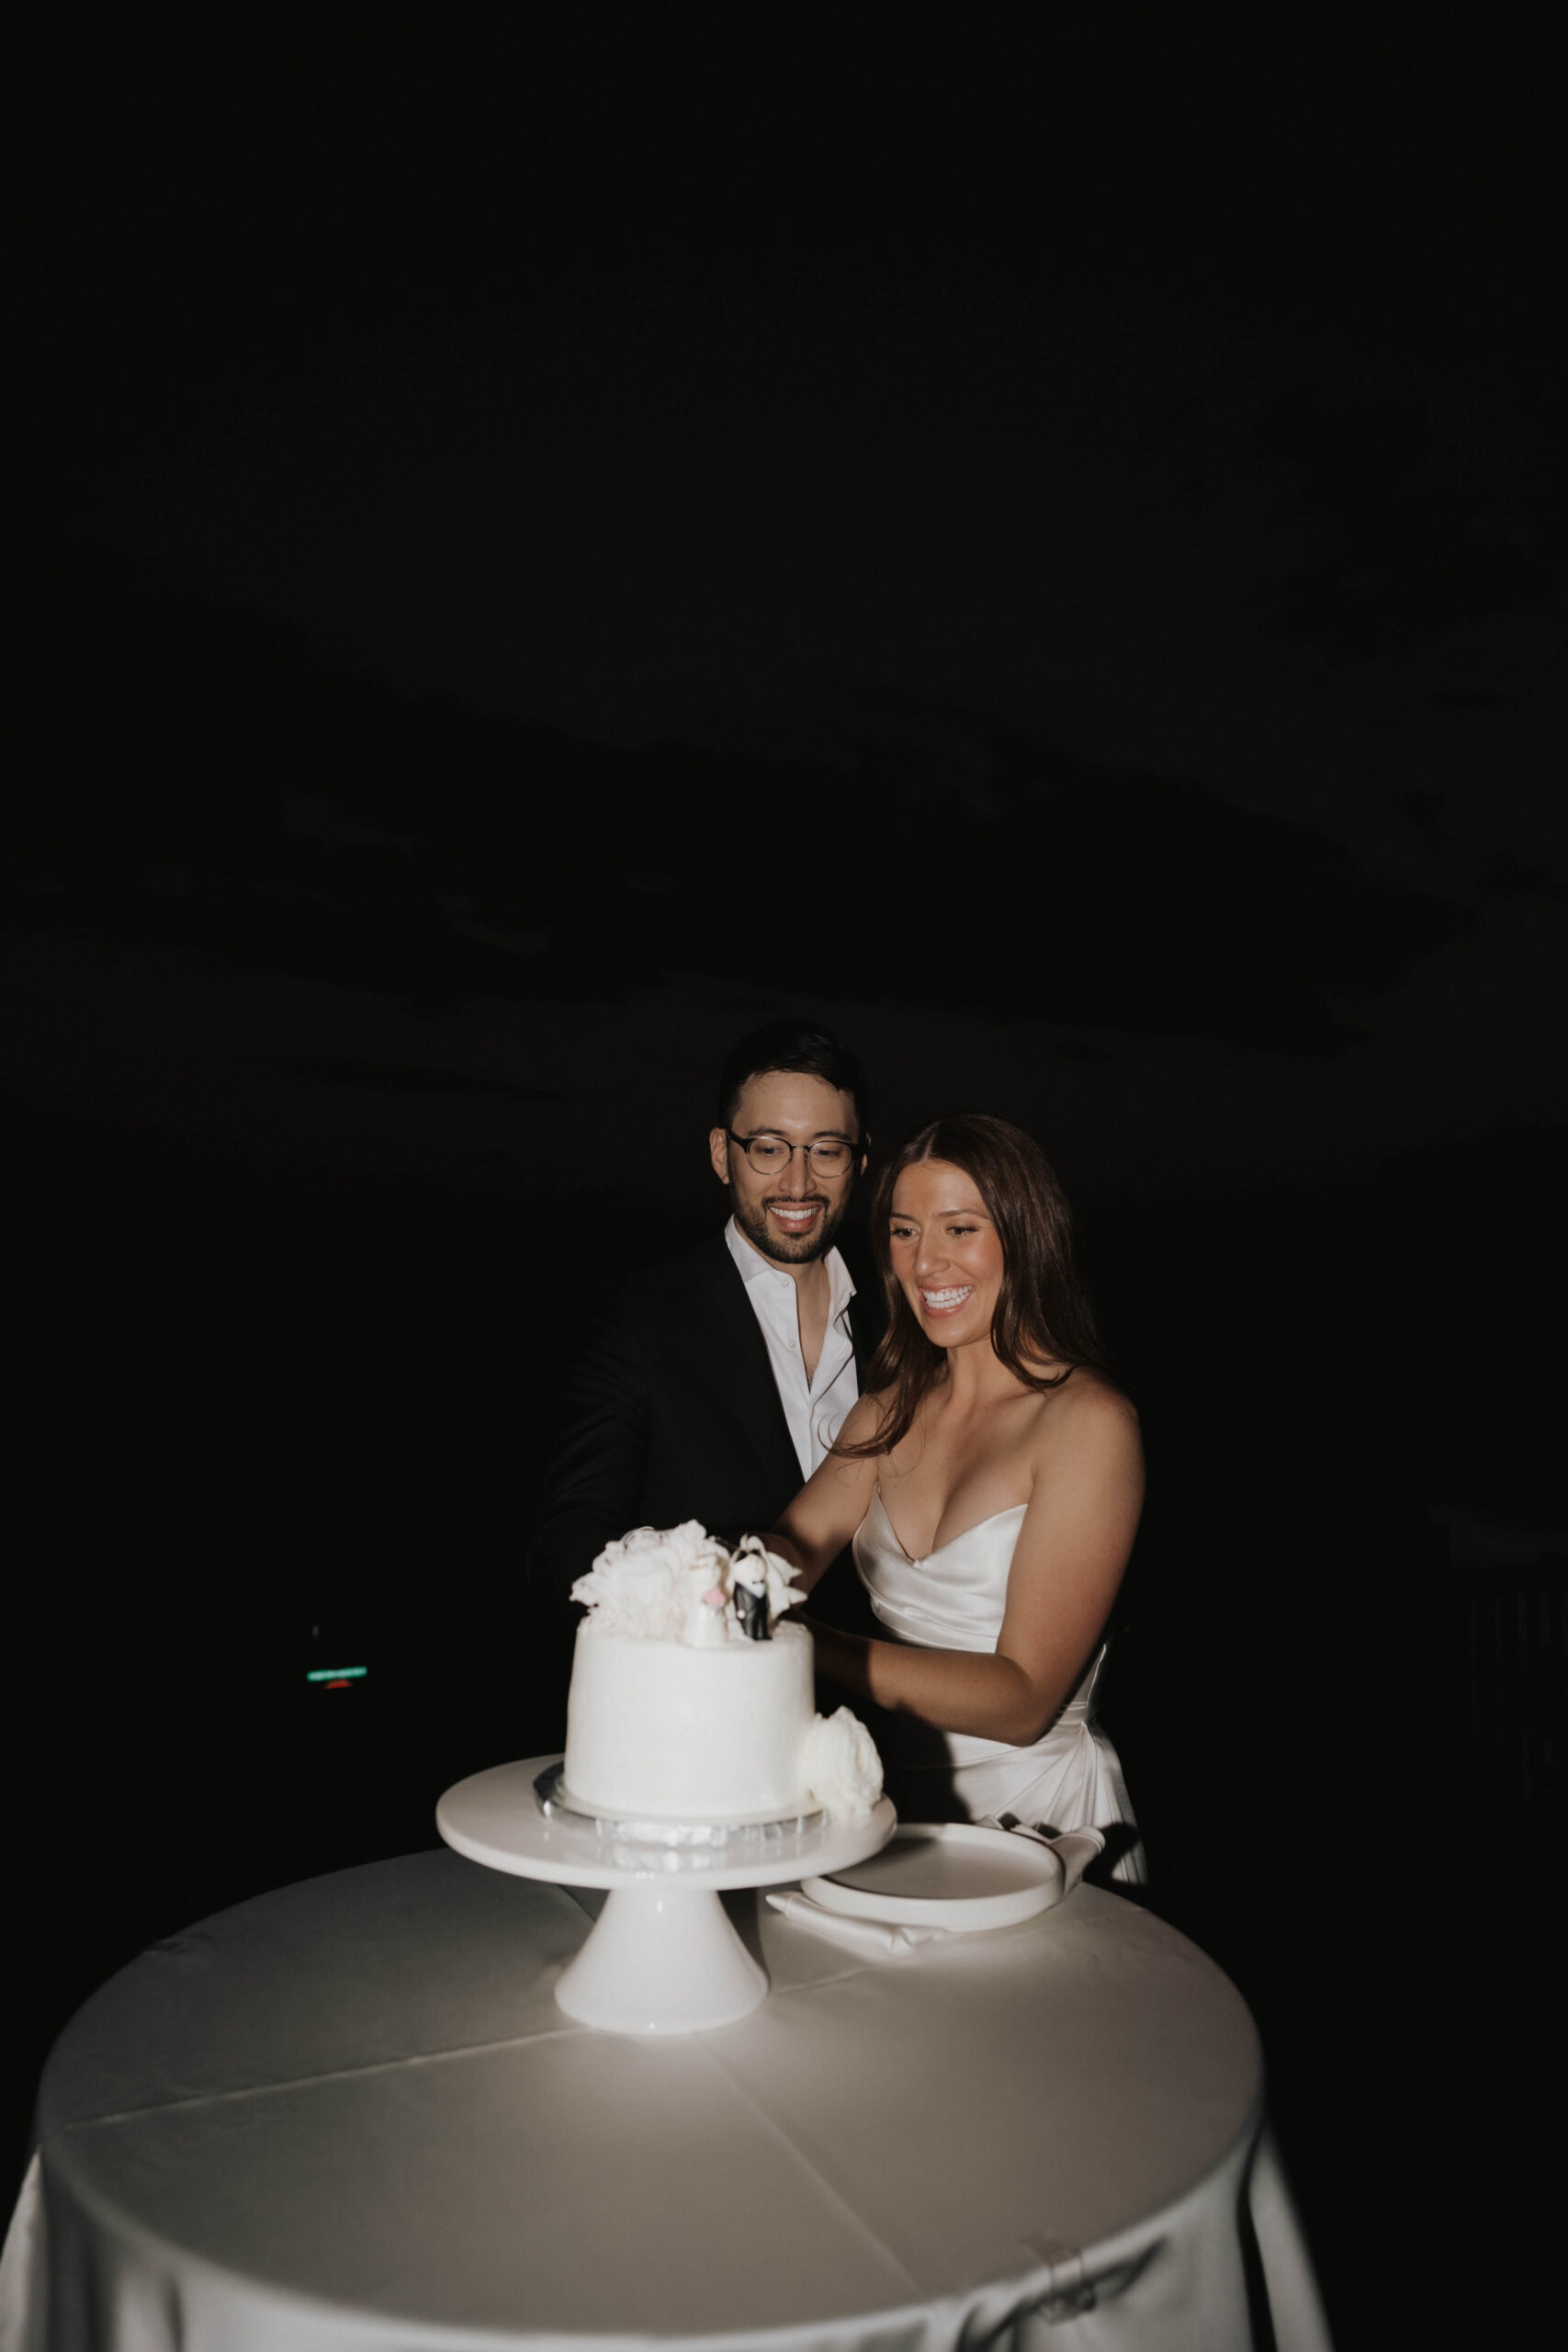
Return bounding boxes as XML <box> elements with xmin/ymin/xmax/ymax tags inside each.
<box><xmin>562</xmin><ymin>1523</ymin><xmax>882</xmax><ymax>1826</ymax></box>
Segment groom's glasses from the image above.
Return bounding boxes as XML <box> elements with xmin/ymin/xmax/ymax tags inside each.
<box><xmin>727</xmin><ymin>1132</ymin><xmax>857</xmax><ymax>1176</ymax></box>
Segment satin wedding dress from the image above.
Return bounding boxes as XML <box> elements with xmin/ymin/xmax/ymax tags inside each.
<box><xmin>852</xmin><ymin>1489</ymin><xmax>1145</xmax><ymax>1883</ymax></box>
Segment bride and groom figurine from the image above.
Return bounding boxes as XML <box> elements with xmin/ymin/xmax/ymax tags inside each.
<box><xmin>526</xmin><ymin>1017</ymin><xmax>1144</xmax><ymax>1878</ymax></box>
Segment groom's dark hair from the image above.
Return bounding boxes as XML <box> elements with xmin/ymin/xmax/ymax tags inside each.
<box><xmin>716</xmin><ymin>1021</ymin><xmax>870</xmax><ymax>1138</ymax></box>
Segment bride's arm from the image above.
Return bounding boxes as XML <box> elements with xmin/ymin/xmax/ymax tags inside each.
<box><xmin>808</xmin><ymin>1380</ymin><xmax>1144</xmax><ymax>1747</ymax></box>
<box><xmin>765</xmin><ymin>1395</ymin><xmax>885</xmax><ymax>1595</ymax></box>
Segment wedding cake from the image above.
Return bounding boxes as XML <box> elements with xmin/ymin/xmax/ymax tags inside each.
<box><xmin>563</xmin><ymin>1522</ymin><xmax>883</xmax><ymax>1825</ymax></box>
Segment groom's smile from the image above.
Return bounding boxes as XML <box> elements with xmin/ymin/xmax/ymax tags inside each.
<box><xmin>765</xmin><ymin>1198</ymin><xmax>825</xmax><ymax>1238</ymax></box>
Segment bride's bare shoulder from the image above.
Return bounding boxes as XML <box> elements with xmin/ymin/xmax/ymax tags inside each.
<box><xmin>1032</xmin><ymin>1366</ymin><xmax>1141</xmax><ymax>1458</ymax></box>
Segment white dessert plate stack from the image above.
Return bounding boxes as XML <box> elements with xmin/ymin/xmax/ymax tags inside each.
<box><xmin>803</xmin><ymin>1821</ymin><xmax>1068</xmax><ymax>1932</ymax></box>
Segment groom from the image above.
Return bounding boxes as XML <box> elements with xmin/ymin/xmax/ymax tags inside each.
<box><xmin>525</xmin><ymin>1019</ymin><xmax>881</xmax><ymax>1738</ymax></box>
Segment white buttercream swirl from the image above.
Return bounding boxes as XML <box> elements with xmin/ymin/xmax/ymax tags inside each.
<box><xmin>802</xmin><ymin>1706</ymin><xmax>885</xmax><ymax>1819</ymax></box>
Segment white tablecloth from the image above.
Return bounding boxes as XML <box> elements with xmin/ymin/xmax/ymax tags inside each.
<box><xmin>0</xmin><ymin>1850</ymin><xmax>1330</xmax><ymax>2351</ymax></box>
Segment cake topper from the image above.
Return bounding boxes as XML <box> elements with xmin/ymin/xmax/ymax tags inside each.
<box><xmin>685</xmin><ymin>1578</ymin><xmax>731</xmax><ymax>1648</ymax></box>
<box><xmin>732</xmin><ymin>1569</ymin><xmax>770</xmax><ymax>1642</ymax></box>
<box><xmin>733</xmin><ymin>1532</ymin><xmax>799</xmax><ymax>1640</ymax></box>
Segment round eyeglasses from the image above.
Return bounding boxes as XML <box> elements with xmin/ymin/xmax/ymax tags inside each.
<box><xmin>727</xmin><ymin>1131</ymin><xmax>857</xmax><ymax>1176</ymax></box>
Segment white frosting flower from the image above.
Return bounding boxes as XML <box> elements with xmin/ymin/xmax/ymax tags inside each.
<box><xmin>802</xmin><ymin>1706</ymin><xmax>885</xmax><ymax>1820</ymax></box>
<box><xmin>571</xmin><ymin>1521</ymin><xmax>730</xmax><ymax>1640</ymax></box>
<box><xmin>572</xmin><ymin>1522</ymin><xmax>807</xmax><ymax>1645</ymax></box>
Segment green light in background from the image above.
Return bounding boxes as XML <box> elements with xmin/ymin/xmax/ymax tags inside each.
<box><xmin>306</xmin><ymin>1666</ymin><xmax>368</xmax><ymax>1682</ymax></box>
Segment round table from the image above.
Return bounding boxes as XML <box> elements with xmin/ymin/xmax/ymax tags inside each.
<box><xmin>3</xmin><ymin>1849</ymin><xmax>1331</xmax><ymax>2352</ymax></box>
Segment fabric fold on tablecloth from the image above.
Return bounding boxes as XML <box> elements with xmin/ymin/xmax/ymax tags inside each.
<box><xmin>763</xmin><ymin>1894</ymin><xmax>948</xmax><ymax>1955</ymax></box>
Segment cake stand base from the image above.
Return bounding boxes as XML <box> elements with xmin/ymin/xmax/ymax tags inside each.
<box><xmin>435</xmin><ymin>1758</ymin><xmax>896</xmax><ymax>2038</ymax></box>
<box><xmin>555</xmin><ymin>1885</ymin><xmax>766</xmax><ymax>2033</ymax></box>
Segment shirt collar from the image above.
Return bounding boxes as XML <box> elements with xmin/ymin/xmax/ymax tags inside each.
<box><xmin>725</xmin><ymin>1216</ymin><xmax>856</xmax><ymax>1316</ymax></box>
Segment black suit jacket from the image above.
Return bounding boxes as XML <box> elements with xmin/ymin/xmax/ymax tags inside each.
<box><xmin>525</xmin><ymin>1229</ymin><xmax>884</xmax><ymax>1734</ymax></box>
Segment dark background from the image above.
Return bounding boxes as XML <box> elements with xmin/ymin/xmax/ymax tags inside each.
<box><xmin>5</xmin><ymin>7</ymin><xmax>1564</xmax><ymax>2347</ymax></box>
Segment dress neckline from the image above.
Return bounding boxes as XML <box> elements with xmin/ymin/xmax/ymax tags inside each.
<box><xmin>871</xmin><ymin>1486</ymin><xmax>1029</xmax><ymax>1566</ymax></box>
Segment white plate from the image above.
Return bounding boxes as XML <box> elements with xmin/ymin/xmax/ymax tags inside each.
<box><xmin>802</xmin><ymin>1821</ymin><xmax>1062</xmax><ymax>1931</ymax></box>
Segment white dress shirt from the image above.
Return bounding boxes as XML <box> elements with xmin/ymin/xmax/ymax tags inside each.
<box><xmin>724</xmin><ymin>1217</ymin><xmax>860</xmax><ymax>1481</ymax></box>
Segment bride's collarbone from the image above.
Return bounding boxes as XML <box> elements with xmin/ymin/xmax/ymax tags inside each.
<box><xmin>891</xmin><ymin>1386</ymin><xmax>1050</xmax><ymax>1483</ymax></box>
<box><xmin>918</xmin><ymin>1369</ymin><xmax>1062</xmax><ymax>1440</ymax></box>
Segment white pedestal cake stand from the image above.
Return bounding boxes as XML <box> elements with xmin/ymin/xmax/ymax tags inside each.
<box><xmin>437</xmin><ymin>1756</ymin><xmax>896</xmax><ymax>2036</ymax></box>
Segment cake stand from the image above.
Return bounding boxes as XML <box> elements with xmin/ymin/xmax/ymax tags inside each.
<box><xmin>436</xmin><ymin>1757</ymin><xmax>896</xmax><ymax>2035</ymax></box>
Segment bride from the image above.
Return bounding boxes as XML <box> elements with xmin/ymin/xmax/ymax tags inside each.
<box><xmin>771</xmin><ymin>1114</ymin><xmax>1145</xmax><ymax>1879</ymax></box>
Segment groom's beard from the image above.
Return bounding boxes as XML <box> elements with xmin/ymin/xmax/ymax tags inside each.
<box><xmin>729</xmin><ymin>1183</ymin><xmax>849</xmax><ymax>1267</ymax></box>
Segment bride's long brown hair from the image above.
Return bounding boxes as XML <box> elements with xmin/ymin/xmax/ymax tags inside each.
<box><xmin>840</xmin><ymin>1114</ymin><xmax>1112</xmax><ymax>1459</ymax></box>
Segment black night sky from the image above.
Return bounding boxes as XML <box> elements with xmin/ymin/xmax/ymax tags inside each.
<box><xmin>6</xmin><ymin>7</ymin><xmax>1564</xmax><ymax>2338</ymax></box>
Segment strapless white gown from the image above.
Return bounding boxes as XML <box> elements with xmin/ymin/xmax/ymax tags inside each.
<box><xmin>852</xmin><ymin>1489</ymin><xmax>1145</xmax><ymax>1883</ymax></box>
